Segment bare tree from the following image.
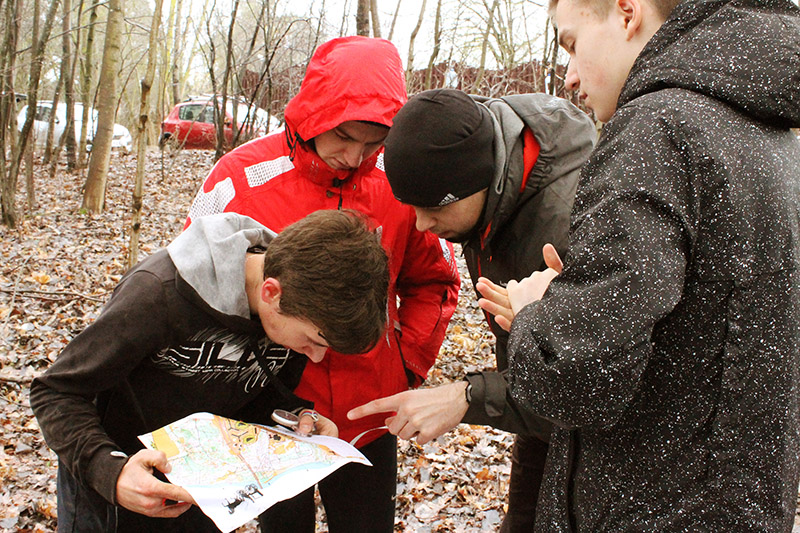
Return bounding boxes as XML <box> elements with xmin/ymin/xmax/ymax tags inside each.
<box><xmin>82</xmin><ymin>0</ymin><xmax>123</xmax><ymax>213</ymax></box>
<box><xmin>387</xmin><ymin>0</ymin><xmax>402</xmax><ymax>40</ymax></box>
<box><xmin>129</xmin><ymin>0</ymin><xmax>164</xmax><ymax>267</ymax></box>
<box><xmin>473</xmin><ymin>0</ymin><xmax>499</xmax><ymax>91</ymax></box>
<box><xmin>369</xmin><ymin>0</ymin><xmax>381</xmax><ymax>38</ymax></box>
<box><xmin>0</xmin><ymin>0</ymin><xmax>23</xmax><ymax>226</ymax></box>
<box><xmin>1</xmin><ymin>0</ymin><xmax>61</xmax><ymax>227</ymax></box>
<box><xmin>77</xmin><ymin>0</ymin><xmax>98</xmax><ymax>166</ymax></box>
<box><xmin>356</xmin><ymin>0</ymin><xmax>369</xmax><ymax>36</ymax></box>
<box><xmin>61</xmin><ymin>0</ymin><xmax>77</xmax><ymax>170</ymax></box>
<box><xmin>425</xmin><ymin>0</ymin><xmax>443</xmax><ymax>90</ymax></box>
<box><xmin>406</xmin><ymin>0</ymin><xmax>428</xmax><ymax>86</ymax></box>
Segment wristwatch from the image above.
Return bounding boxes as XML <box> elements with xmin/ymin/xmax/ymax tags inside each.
<box><xmin>464</xmin><ymin>380</ymin><xmax>473</xmax><ymax>405</ymax></box>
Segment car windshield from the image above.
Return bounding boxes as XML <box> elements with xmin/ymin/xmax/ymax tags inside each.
<box><xmin>179</xmin><ymin>104</ymin><xmax>215</xmax><ymax>124</ymax></box>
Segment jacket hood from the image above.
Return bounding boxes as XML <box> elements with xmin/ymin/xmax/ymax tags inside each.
<box><xmin>621</xmin><ymin>0</ymin><xmax>800</xmax><ymax>128</ymax></box>
<box><xmin>284</xmin><ymin>36</ymin><xmax>407</xmax><ymax>142</ymax></box>
<box><xmin>474</xmin><ymin>94</ymin><xmax>596</xmax><ymax>243</ymax></box>
<box><xmin>168</xmin><ymin>213</ymin><xmax>275</xmax><ymax>319</ymax></box>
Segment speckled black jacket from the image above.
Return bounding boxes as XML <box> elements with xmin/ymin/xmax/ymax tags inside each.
<box><xmin>460</xmin><ymin>94</ymin><xmax>596</xmax><ymax>437</ymax></box>
<box><xmin>506</xmin><ymin>0</ymin><xmax>800</xmax><ymax>530</ymax></box>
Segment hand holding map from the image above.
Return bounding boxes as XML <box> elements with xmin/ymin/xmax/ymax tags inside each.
<box><xmin>138</xmin><ymin>412</ymin><xmax>370</xmax><ymax>533</ymax></box>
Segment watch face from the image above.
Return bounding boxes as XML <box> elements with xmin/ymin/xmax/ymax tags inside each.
<box><xmin>271</xmin><ymin>409</ymin><xmax>299</xmax><ymax>428</ymax></box>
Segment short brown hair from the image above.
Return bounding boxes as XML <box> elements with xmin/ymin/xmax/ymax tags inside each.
<box><xmin>262</xmin><ymin>209</ymin><xmax>389</xmax><ymax>354</ymax></box>
<box><xmin>549</xmin><ymin>0</ymin><xmax>681</xmax><ymax>22</ymax></box>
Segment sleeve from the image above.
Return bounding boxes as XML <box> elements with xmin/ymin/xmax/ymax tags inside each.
<box><xmin>394</xmin><ymin>223</ymin><xmax>460</xmax><ymax>387</ymax></box>
<box><xmin>463</xmin><ymin>371</ymin><xmax>553</xmax><ymax>439</ymax></box>
<box><xmin>30</xmin><ymin>271</ymin><xmax>172</xmax><ymax>504</ymax></box>
<box><xmin>506</xmin><ymin>106</ymin><xmax>694</xmax><ymax>429</ymax></box>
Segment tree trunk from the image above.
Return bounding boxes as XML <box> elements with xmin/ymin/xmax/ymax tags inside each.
<box><xmin>356</xmin><ymin>0</ymin><xmax>370</xmax><ymax>36</ymax></box>
<box><xmin>406</xmin><ymin>0</ymin><xmax>428</xmax><ymax>88</ymax></box>
<box><xmin>212</xmin><ymin>0</ymin><xmax>239</xmax><ymax>160</ymax></box>
<box><xmin>129</xmin><ymin>0</ymin><xmax>164</xmax><ymax>267</ymax></box>
<box><xmin>474</xmin><ymin>0</ymin><xmax>500</xmax><ymax>93</ymax></box>
<box><xmin>61</xmin><ymin>0</ymin><xmax>77</xmax><ymax>170</ymax></box>
<box><xmin>82</xmin><ymin>0</ymin><xmax>123</xmax><ymax>213</ymax></box>
<box><xmin>23</xmin><ymin>0</ymin><xmax>38</xmax><ymax>212</ymax></box>
<box><xmin>424</xmin><ymin>0</ymin><xmax>442</xmax><ymax>90</ymax></box>
<box><xmin>2</xmin><ymin>0</ymin><xmax>60</xmax><ymax>227</ymax></box>
<box><xmin>42</xmin><ymin>79</ymin><xmax>61</xmax><ymax>166</ymax></box>
<box><xmin>387</xmin><ymin>0</ymin><xmax>402</xmax><ymax>40</ymax></box>
<box><xmin>0</xmin><ymin>0</ymin><xmax>21</xmax><ymax>226</ymax></box>
<box><xmin>369</xmin><ymin>0</ymin><xmax>381</xmax><ymax>38</ymax></box>
<box><xmin>77</xmin><ymin>0</ymin><xmax>98</xmax><ymax>167</ymax></box>
<box><xmin>170</xmin><ymin>0</ymin><xmax>184</xmax><ymax>105</ymax></box>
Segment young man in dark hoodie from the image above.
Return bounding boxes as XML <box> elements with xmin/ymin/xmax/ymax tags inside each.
<box><xmin>347</xmin><ymin>88</ymin><xmax>596</xmax><ymax>531</ymax></box>
<box><xmin>30</xmin><ymin>209</ymin><xmax>389</xmax><ymax>532</ymax></box>
<box><xmin>476</xmin><ymin>0</ymin><xmax>800</xmax><ymax>530</ymax></box>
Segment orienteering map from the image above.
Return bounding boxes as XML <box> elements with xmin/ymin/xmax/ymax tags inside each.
<box><xmin>138</xmin><ymin>412</ymin><xmax>370</xmax><ymax>532</ymax></box>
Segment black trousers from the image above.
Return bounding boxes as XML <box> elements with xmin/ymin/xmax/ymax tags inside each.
<box><xmin>56</xmin><ymin>461</ymin><xmax>219</xmax><ymax>533</ymax></box>
<box><xmin>260</xmin><ymin>432</ymin><xmax>397</xmax><ymax>533</ymax></box>
<box><xmin>499</xmin><ymin>434</ymin><xmax>549</xmax><ymax>533</ymax></box>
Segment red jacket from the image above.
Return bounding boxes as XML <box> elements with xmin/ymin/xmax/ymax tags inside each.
<box><xmin>187</xmin><ymin>36</ymin><xmax>460</xmax><ymax>446</ymax></box>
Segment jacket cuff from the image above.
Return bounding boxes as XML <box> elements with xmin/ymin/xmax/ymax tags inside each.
<box><xmin>463</xmin><ymin>371</ymin><xmax>508</xmax><ymax>422</ymax></box>
<box><xmin>86</xmin><ymin>446</ymin><xmax>130</xmax><ymax>505</ymax></box>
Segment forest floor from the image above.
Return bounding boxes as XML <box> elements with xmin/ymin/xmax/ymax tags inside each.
<box><xmin>2</xmin><ymin>150</ymin><xmax>800</xmax><ymax>533</ymax></box>
<box><xmin>0</xmin><ymin>149</ymin><xmax>513</xmax><ymax>532</ymax></box>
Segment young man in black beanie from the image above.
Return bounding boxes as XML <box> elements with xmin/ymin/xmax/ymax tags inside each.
<box><xmin>348</xmin><ymin>88</ymin><xmax>596</xmax><ymax>531</ymax></box>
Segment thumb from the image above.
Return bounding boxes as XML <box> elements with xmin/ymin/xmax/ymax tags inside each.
<box><xmin>137</xmin><ymin>449</ymin><xmax>172</xmax><ymax>474</ymax></box>
<box><xmin>543</xmin><ymin>244</ymin><xmax>563</xmax><ymax>273</ymax></box>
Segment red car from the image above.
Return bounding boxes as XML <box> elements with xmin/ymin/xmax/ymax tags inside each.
<box><xmin>159</xmin><ymin>99</ymin><xmax>280</xmax><ymax>150</ymax></box>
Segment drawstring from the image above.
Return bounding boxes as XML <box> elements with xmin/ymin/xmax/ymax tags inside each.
<box><xmin>285</xmin><ymin>126</ymin><xmax>302</xmax><ymax>161</ymax></box>
<box><xmin>333</xmin><ymin>178</ymin><xmax>344</xmax><ymax>209</ymax></box>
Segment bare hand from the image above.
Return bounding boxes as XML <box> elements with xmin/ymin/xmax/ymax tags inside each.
<box><xmin>476</xmin><ymin>277</ymin><xmax>513</xmax><ymax>331</ymax></box>
<box><xmin>477</xmin><ymin>244</ymin><xmax>563</xmax><ymax>332</ymax></box>
<box><xmin>346</xmin><ymin>382</ymin><xmax>468</xmax><ymax>445</ymax></box>
<box><xmin>115</xmin><ymin>449</ymin><xmax>195</xmax><ymax>517</ymax></box>
<box><xmin>296</xmin><ymin>411</ymin><xmax>338</xmax><ymax>438</ymax></box>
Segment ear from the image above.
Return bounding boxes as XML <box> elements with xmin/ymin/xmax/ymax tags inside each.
<box><xmin>616</xmin><ymin>0</ymin><xmax>643</xmax><ymax>40</ymax></box>
<box><xmin>261</xmin><ymin>277</ymin><xmax>282</xmax><ymax>304</ymax></box>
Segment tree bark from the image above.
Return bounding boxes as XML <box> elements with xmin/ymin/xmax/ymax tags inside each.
<box><xmin>2</xmin><ymin>0</ymin><xmax>60</xmax><ymax>227</ymax></box>
<box><xmin>474</xmin><ymin>0</ymin><xmax>500</xmax><ymax>93</ymax></box>
<box><xmin>369</xmin><ymin>0</ymin><xmax>381</xmax><ymax>38</ymax></box>
<box><xmin>61</xmin><ymin>0</ymin><xmax>77</xmax><ymax>171</ymax></box>
<box><xmin>424</xmin><ymin>0</ymin><xmax>443</xmax><ymax>90</ymax></box>
<box><xmin>356</xmin><ymin>0</ymin><xmax>370</xmax><ymax>36</ymax></box>
<box><xmin>0</xmin><ymin>0</ymin><xmax>21</xmax><ymax>226</ymax></box>
<box><xmin>77</xmin><ymin>0</ymin><xmax>98</xmax><ymax>167</ymax></box>
<box><xmin>129</xmin><ymin>0</ymin><xmax>165</xmax><ymax>267</ymax></box>
<box><xmin>406</xmin><ymin>0</ymin><xmax>428</xmax><ymax>88</ymax></box>
<box><xmin>387</xmin><ymin>0</ymin><xmax>402</xmax><ymax>40</ymax></box>
<box><xmin>82</xmin><ymin>0</ymin><xmax>123</xmax><ymax>213</ymax></box>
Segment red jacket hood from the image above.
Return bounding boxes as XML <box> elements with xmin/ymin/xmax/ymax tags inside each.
<box><xmin>284</xmin><ymin>36</ymin><xmax>407</xmax><ymax>142</ymax></box>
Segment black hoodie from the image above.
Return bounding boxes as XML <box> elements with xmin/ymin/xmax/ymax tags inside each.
<box><xmin>506</xmin><ymin>0</ymin><xmax>800</xmax><ymax>530</ymax></box>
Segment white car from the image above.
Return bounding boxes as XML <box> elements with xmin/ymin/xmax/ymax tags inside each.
<box><xmin>17</xmin><ymin>101</ymin><xmax>133</xmax><ymax>153</ymax></box>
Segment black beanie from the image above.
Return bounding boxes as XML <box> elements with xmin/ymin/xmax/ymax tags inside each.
<box><xmin>384</xmin><ymin>89</ymin><xmax>494</xmax><ymax>207</ymax></box>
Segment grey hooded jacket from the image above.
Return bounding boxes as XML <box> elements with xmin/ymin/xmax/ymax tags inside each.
<box><xmin>461</xmin><ymin>93</ymin><xmax>596</xmax><ymax>436</ymax></box>
<box><xmin>31</xmin><ymin>214</ymin><xmax>309</xmax><ymax>507</ymax></box>
<box><xmin>506</xmin><ymin>0</ymin><xmax>800</xmax><ymax>530</ymax></box>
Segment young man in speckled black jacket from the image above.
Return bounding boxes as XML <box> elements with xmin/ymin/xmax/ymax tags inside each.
<box><xmin>348</xmin><ymin>89</ymin><xmax>596</xmax><ymax>531</ymax></box>
<box><xmin>30</xmin><ymin>210</ymin><xmax>389</xmax><ymax>532</ymax></box>
<box><xmin>478</xmin><ymin>0</ymin><xmax>800</xmax><ymax>530</ymax></box>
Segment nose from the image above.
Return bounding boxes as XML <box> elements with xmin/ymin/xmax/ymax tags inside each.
<box><xmin>342</xmin><ymin>144</ymin><xmax>365</xmax><ymax>169</ymax></box>
<box><xmin>565</xmin><ymin>61</ymin><xmax>580</xmax><ymax>93</ymax></box>
<box><xmin>414</xmin><ymin>209</ymin><xmax>435</xmax><ymax>233</ymax></box>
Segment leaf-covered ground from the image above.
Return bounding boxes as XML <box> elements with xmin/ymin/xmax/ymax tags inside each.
<box><xmin>0</xmin><ymin>150</ymin><xmax>514</xmax><ymax>532</ymax></box>
<box><xmin>3</xmin><ymin>150</ymin><xmax>799</xmax><ymax>533</ymax></box>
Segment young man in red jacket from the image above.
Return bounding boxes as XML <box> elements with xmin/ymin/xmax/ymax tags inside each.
<box><xmin>186</xmin><ymin>36</ymin><xmax>460</xmax><ymax>532</ymax></box>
